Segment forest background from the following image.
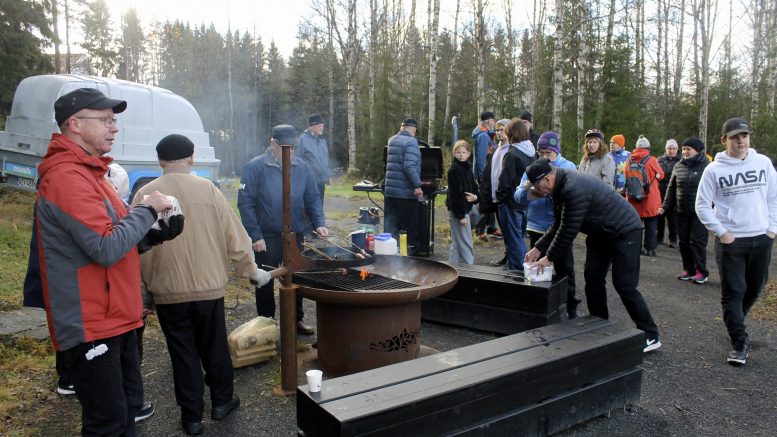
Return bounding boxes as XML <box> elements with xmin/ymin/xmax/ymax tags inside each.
<box><xmin>3</xmin><ymin>0</ymin><xmax>776</xmax><ymax>179</ymax></box>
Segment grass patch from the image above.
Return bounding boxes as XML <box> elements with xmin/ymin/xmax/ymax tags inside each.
<box><xmin>751</xmin><ymin>280</ymin><xmax>777</xmax><ymax>323</ymax></box>
<box><xmin>0</xmin><ymin>335</ymin><xmax>80</xmax><ymax>436</ymax></box>
<box><xmin>0</xmin><ymin>188</ymin><xmax>36</xmax><ymax>311</ymax></box>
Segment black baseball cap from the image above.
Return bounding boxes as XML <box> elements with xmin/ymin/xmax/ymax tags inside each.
<box><xmin>54</xmin><ymin>88</ymin><xmax>127</xmax><ymax>126</ymax></box>
<box><xmin>271</xmin><ymin>124</ymin><xmax>298</xmax><ymax>145</ymax></box>
<box><xmin>722</xmin><ymin>118</ymin><xmax>750</xmax><ymax>137</ymax></box>
<box><xmin>526</xmin><ymin>159</ymin><xmax>553</xmax><ymax>184</ymax></box>
<box><xmin>401</xmin><ymin>118</ymin><xmax>418</xmax><ymax>127</ymax></box>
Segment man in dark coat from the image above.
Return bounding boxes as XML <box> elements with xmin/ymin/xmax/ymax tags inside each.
<box><xmin>657</xmin><ymin>139</ymin><xmax>681</xmax><ymax>247</ymax></box>
<box><xmin>384</xmin><ymin>118</ymin><xmax>423</xmax><ymax>255</ymax></box>
<box><xmin>524</xmin><ymin>159</ymin><xmax>662</xmax><ymax>353</ymax></box>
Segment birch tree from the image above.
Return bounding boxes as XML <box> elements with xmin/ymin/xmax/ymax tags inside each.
<box><xmin>473</xmin><ymin>0</ymin><xmax>486</xmax><ymax>116</ymax></box>
<box><xmin>443</xmin><ymin>0</ymin><xmax>462</xmax><ymax>144</ymax></box>
<box><xmin>427</xmin><ymin>0</ymin><xmax>440</xmax><ymax>144</ymax></box>
<box><xmin>692</xmin><ymin>0</ymin><xmax>718</xmax><ymax>142</ymax></box>
<box><xmin>576</xmin><ymin>2</ymin><xmax>588</xmax><ymax>143</ymax></box>
<box><xmin>552</xmin><ymin>0</ymin><xmax>564</xmax><ymax>136</ymax></box>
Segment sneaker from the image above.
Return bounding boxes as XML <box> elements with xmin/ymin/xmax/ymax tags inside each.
<box><xmin>692</xmin><ymin>272</ymin><xmax>708</xmax><ymax>284</ymax></box>
<box><xmin>727</xmin><ymin>343</ymin><xmax>749</xmax><ymax>366</ymax></box>
<box><xmin>135</xmin><ymin>401</ymin><xmax>156</xmax><ymax>423</ymax></box>
<box><xmin>56</xmin><ymin>380</ymin><xmax>75</xmax><ymax>395</ymax></box>
<box><xmin>667</xmin><ymin>241</ymin><xmax>678</xmax><ymax>248</ymax></box>
<box><xmin>487</xmin><ymin>229</ymin><xmax>503</xmax><ymax>238</ymax></box>
<box><xmin>478</xmin><ymin>233</ymin><xmax>488</xmax><ymax>242</ymax></box>
<box><xmin>678</xmin><ymin>271</ymin><xmax>693</xmax><ymax>281</ymax></box>
<box><xmin>643</xmin><ymin>337</ymin><xmax>662</xmax><ymax>353</ymax></box>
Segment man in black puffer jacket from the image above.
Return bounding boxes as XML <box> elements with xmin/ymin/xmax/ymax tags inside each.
<box><xmin>384</xmin><ymin>118</ymin><xmax>423</xmax><ymax>255</ymax></box>
<box><xmin>524</xmin><ymin>159</ymin><xmax>662</xmax><ymax>353</ymax></box>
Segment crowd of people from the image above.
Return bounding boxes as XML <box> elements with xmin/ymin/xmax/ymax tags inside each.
<box><xmin>20</xmin><ymin>86</ymin><xmax>776</xmax><ymax>436</ymax></box>
<box><xmin>442</xmin><ymin>112</ymin><xmax>777</xmax><ymax>365</ymax></box>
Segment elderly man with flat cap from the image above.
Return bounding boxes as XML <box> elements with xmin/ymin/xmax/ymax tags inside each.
<box><xmin>36</xmin><ymin>88</ymin><xmax>177</xmax><ymax>436</ymax></box>
<box><xmin>384</xmin><ymin>117</ymin><xmax>424</xmax><ymax>255</ymax></box>
<box><xmin>238</xmin><ymin>125</ymin><xmax>328</xmax><ymax>335</ymax></box>
<box><xmin>133</xmin><ymin>134</ymin><xmax>272</xmax><ymax>435</ymax></box>
<box><xmin>298</xmin><ymin>113</ymin><xmax>330</xmax><ymax>206</ymax></box>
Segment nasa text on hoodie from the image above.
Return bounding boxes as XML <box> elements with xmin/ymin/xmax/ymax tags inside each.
<box><xmin>695</xmin><ymin>148</ymin><xmax>777</xmax><ymax>238</ymax></box>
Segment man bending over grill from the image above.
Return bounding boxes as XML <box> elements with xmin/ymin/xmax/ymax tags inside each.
<box><xmin>238</xmin><ymin>124</ymin><xmax>329</xmax><ymax>335</ymax></box>
<box><xmin>524</xmin><ymin>159</ymin><xmax>662</xmax><ymax>353</ymax></box>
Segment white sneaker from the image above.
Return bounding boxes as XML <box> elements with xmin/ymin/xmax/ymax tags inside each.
<box><xmin>644</xmin><ymin>338</ymin><xmax>662</xmax><ymax>353</ymax></box>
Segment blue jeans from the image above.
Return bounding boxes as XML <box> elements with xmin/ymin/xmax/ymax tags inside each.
<box><xmin>498</xmin><ymin>204</ymin><xmax>527</xmax><ymax>271</ymax></box>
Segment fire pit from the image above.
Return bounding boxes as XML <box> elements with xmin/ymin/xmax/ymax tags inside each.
<box><xmin>294</xmin><ymin>255</ymin><xmax>458</xmax><ymax>376</ymax></box>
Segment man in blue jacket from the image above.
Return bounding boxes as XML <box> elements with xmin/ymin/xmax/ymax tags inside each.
<box><xmin>384</xmin><ymin>118</ymin><xmax>423</xmax><ymax>255</ymax></box>
<box><xmin>297</xmin><ymin>113</ymin><xmax>329</xmax><ymax>206</ymax></box>
<box><xmin>238</xmin><ymin>124</ymin><xmax>329</xmax><ymax>335</ymax></box>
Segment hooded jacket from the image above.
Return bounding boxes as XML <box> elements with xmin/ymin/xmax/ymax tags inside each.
<box><xmin>624</xmin><ymin>148</ymin><xmax>664</xmax><ymax>218</ymax></box>
<box><xmin>695</xmin><ymin>148</ymin><xmax>777</xmax><ymax>238</ymax></box>
<box><xmin>579</xmin><ymin>151</ymin><xmax>616</xmax><ymax>186</ymax></box>
<box><xmin>496</xmin><ymin>140</ymin><xmax>535</xmax><ymax>209</ymax></box>
<box><xmin>36</xmin><ymin>134</ymin><xmax>155</xmax><ymax>351</ymax></box>
<box><xmin>661</xmin><ymin>152</ymin><xmax>709</xmax><ymax>215</ymax></box>
<box><xmin>238</xmin><ymin>149</ymin><xmax>325</xmax><ymax>241</ymax></box>
<box><xmin>446</xmin><ymin>157</ymin><xmax>478</xmax><ymax>219</ymax></box>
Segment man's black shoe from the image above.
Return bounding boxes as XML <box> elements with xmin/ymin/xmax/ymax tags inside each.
<box><xmin>727</xmin><ymin>343</ymin><xmax>749</xmax><ymax>366</ymax></box>
<box><xmin>297</xmin><ymin>321</ymin><xmax>315</xmax><ymax>335</ymax></box>
<box><xmin>182</xmin><ymin>420</ymin><xmax>203</xmax><ymax>435</ymax></box>
<box><xmin>212</xmin><ymin>396</ymin><xmax>240</xmax><ymax>421</ymax></box>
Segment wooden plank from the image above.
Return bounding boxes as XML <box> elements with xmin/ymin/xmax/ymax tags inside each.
<box><xmin>300</xmin><ymin>323</ymin><xmax>643</xmax><ymax>436</ymax></box>
<box><xmin>421</xmin><ymin>297</ymin><xmax>563</xmax><ymax>335</ymax></box>
<box><xmin>449</xmin><ymin>368</ymin><xmax>643</xmax><ymax>436</ymax></box>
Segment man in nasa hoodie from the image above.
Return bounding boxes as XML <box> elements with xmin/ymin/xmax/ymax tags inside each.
<box><xmin>695</xmin><ymin>118</ymin><xmax>777</xmax><ymax>366</ymax></box>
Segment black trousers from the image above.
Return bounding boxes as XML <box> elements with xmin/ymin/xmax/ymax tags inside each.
<box><xmin>254</xmin><ymin>234</ymin><xmax>305</xmax><ymax>320</ymax></box>
<box><xmin>475</xmin><ymin>212</ymin><xmax>497</xmax><ymax>234</ymax></box>
<box><xmin>677</xmin><ymin>213</ymin><xmax>709</xmax><ymax>276</ymax></box>
<box><xmin>529</xmin><ymin>230</ymin><xmax>579</xmax><ymax>312</ymax></box>
<box><xmin>642</xmin><ymin>216</ymin><xmax>658</xmax><ymax>251</ymax></box>
<box><xmin>61</xmin><ymin>330</ymin><xmax>143</xmax><ymax>437</ymax></box>
<box><xmin>656</xmin><ymin>208</ymin><xmax>677</xmax><ymax>244</ymax></box>
<box><xmin>583</xmin><ymin>228</ymin><xmax>659</xmax><ymax>338</ymax></box>
<box><xmin>156</xmin><ymin>298</ymin><xmax>234</xmax><ymax>423</ymax></box>
<box><xmin>384</xmin><ymin>196</ymin><xmax>420</xmax><ymax>256</ymax></box>
<box><xmin>715</xmin><ymin>234</ymin><xmax>773</xmax><ymax>348</ymax></box>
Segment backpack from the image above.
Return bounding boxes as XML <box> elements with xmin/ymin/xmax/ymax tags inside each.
<box><xmin>624</xmin><ymin>155</ymin><xmax>651</xmax><ymax>201</ymax></box>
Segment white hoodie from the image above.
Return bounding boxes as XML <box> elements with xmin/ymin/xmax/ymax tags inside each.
<box><xmin>695</xmin><ymin>148</ymin><xmax>777</xmax><ymax>238</ymax></box>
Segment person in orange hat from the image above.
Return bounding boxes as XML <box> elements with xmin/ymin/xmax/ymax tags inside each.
<box><xmin>610</xmin><ymin>134</ymin><xmax>630</xmax><ymax>196</ymax></box>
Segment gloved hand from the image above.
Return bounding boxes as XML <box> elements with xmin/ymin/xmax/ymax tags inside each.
<box><xmin>250</xmin><ymin>269</ymin><xmax>272</xmax><ymax>287</ymax></box>
<box><xmin>144</xmin><ymin>215</ymin><xmax>185</xmax><ymax>246</ymax></box>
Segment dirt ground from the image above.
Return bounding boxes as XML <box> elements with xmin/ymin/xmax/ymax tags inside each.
<box><xmin>44</xmin><ymin>193</ymin><xmax>777</xmax><ymax>436</ymax></box>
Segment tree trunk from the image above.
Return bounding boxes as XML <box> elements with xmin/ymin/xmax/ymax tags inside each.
<box><xmin>474</xmin><ymin>0</ymin><xmax>486</xmax><ymax>116</ymax></box>
<box><xmin>443</xmin><ymin>0</ymin><xmax>461</xmax><ymax>148</ymax></box>
<box><xmin>769</xmin><ymin>2</ymin><xmax>777</xmax><ymax>112</ymax></box>
<box><xmin>656</xmin><ymin>0</ymin><xmax>662</xmax><ymax>96</ymax></box>
<box><xmin>427</xmin><ymin>0</ymin><xmax>440</xmax><ymax>145</ymax></box>
<box><xmin>595</xmin><ymin>0</ymin><xmax>617</xmax><ymax>127</ymax></box>
<box><xmin>52</xmin><ymin>0</ymin><xmax>61</xmax><ymax>73</ymax></box>
<box><xmin>346</xmin><ymin>0</ymin><xmax>358</xmax><ymax>172</ymax></box>
<box><xmin>750</xmin><ymin>0</ymin><xmax>765</xmax><ymax>122</ymax></box>
<box><xmin>553</xmin><ymin>0</ymin><xmax>564</xmax><ymax>138</ymax></box>
<box><xmin>673</xmin><ymin>0</ymin><xmax>685</xmax><ymax>98</ymax></box>
<box><xmin>695</xmin><ymin>0</ymin><xmax>718</xmax><ymax>143</ymax></box>
<box><xmin>65</xmin><ymin>0</ymin><xmax>71</xmax><ymax>73</ymax></box>
<box><xmin>369</xmin><ymin>0</ymin><xmax>378</xmax><ymax>149</ymax></box>
<box><xmin>577</xmin><ymin>3</ymin><xmax>587</xmax><ymax>144</ymax></box>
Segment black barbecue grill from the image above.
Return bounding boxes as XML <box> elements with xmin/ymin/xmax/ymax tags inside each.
<box><xmin>293</xmin><ymin>268</ymin><xmax>417</xmax><ymax>291</ymax></box>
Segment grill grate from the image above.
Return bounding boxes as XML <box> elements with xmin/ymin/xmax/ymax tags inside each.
<box><xmin>293</xmin><ymin>268</ymin><xmax>417</xmax><ymax>292</ymax></box>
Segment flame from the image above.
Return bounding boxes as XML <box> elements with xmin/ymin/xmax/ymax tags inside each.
<box><xmin>360</xmin><ymin>267</ymin><xmax>369</xmax><ymax>281</ymax></box>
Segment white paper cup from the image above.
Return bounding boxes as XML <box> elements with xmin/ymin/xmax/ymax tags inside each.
<box><xmin>306</xmin><ymin>369</ymin><xmax>323</xmax><ymax>392</ymax></box>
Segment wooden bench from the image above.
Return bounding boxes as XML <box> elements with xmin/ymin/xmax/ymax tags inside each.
<box><xmin>421</xmin><ymin>263</ymin><xmax>568</xmax><ymax>335</ymax></box>
<box><xmin>297</xmin><ymin>317</ymin><xmax>644</xmax><ymax>436</ymax></box>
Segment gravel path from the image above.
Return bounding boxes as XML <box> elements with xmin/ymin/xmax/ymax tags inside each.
<box><xmin>41</xmin><ymin>193</ymin><xmax>777</xmax><ymax>436</ymax></box>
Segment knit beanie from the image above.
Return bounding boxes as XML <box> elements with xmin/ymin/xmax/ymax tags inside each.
<box><xmin>665</xmin><ymin>139</ymin><xmax>679</xmax><ymax>149</ymax></box>
<box><xmin>537</xmin><ymin>131</ymin><xmax>561</xmax><ymax>154</ymax></box>
<box><xmin>635</xmin><ymin>135</ymin><xmax>651</xmax><ymax>149</ymax></box>
<box><xmin>610</xmin><ymin>134</ymin><xmax>625</xmax><ymax>148</ymax></box>
<box><xmin>682</xmin><ymin>137</ymin><xmax>705</xmax><ymax>153</ymax></box>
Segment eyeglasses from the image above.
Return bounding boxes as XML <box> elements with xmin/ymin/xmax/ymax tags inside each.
<box><xmin>75</xmin><ymin>116</ymin><xmax>117</xmax><ymax>127</ymax></box>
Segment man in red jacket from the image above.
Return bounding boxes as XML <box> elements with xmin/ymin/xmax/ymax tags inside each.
<box><xmin>37</xmin><ymin>88</ymin><xmax>175</xmax><ymax>436</ymax></box>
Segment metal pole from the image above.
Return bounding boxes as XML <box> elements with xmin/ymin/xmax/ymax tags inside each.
<box><xmin>277</xmin><ymin>144</ymin><xmax>298</xmax><ymax>395</ymax></box>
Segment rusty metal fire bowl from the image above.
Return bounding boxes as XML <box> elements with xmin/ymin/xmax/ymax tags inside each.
<box><xmin>294</xmin><ymin>254</ymin><xmax>458</xmax><ymax>376</ymax></box>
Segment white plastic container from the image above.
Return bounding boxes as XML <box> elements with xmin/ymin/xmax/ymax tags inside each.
<box><xmin>523</xmin><ymin>262</ymin><xmax>554</xmax><ymax>282</ymax></box>
<box><xmin>374</xmin><ymin>233</ymin><xmax>398</xmax><ymax>255</ymax></box>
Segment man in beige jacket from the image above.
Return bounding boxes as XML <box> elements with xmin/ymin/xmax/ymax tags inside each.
<box><xmin>133</xmin><ymin>134</ymin><xmax>271</xmax><ymax>436</ymax></box>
